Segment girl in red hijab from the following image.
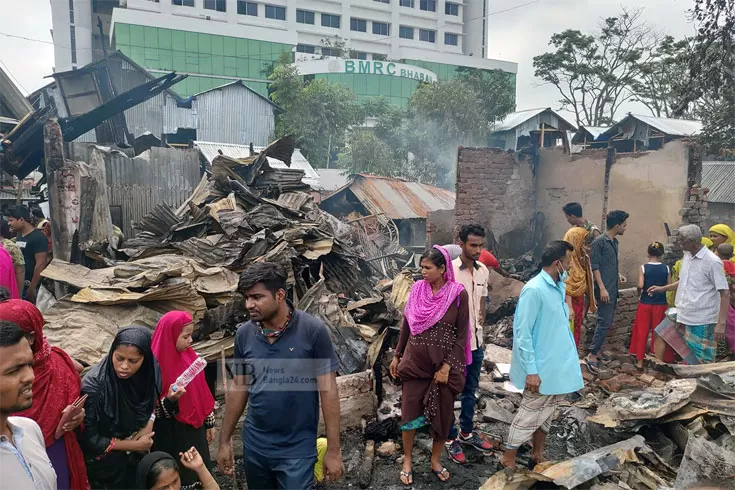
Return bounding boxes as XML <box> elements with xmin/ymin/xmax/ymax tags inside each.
<box><xmin>0</xmin><ymin>299</ymin><xmax>89</xmax><ymax>490</ymax></box>
<box><xmin>151</xmin><ymin>311</ymin><xmax>216</xmax><ymax>487</ymax></box>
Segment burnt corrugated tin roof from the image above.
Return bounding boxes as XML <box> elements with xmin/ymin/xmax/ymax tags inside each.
<box><xmin>329</xmin><ymin>174</ymin><xmax>455</xmax><ymax>220</ymax></box>
<box><xmin>702</xmin><ymin>162</ymin><xmax>735</xmax><ymax>204</ymax></box>
<box><xmin>193</xmin><ymin>140</ymin><xmax>322</xmax><ymax>190</ymax></box>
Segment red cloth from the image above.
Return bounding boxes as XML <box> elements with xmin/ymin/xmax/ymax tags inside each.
<box><xmin>0</xmin><ymin>246</ymin><xmax>19</xmax><ymax>299</ymax></box>
<box><xmin>0</xmin><ymin>300</ymin><xmax>89</xmax><ymax>490</ymax></box>
<box><xmin>571</xmin><ymin>295</ymin><xmax>585</xmax><ymax>348</ymax></box>
<box><xmin>629</xmin><ymin>302</ymin><xmax>670</xmax><ymax>362</ymax></box>
<box><xmin>151</xmin><ymin>311</ymin><xmax>215</xmax><ymax>428</ymax></box>
<box><xmin>724</xmin><ymin>260</ymin><xmax>735</xmax><ymax>277</ymax></box>
<box><xmin>479</xmin><ymin>249</ymin><xmax>500</xmax><ymax>270</ymax></box>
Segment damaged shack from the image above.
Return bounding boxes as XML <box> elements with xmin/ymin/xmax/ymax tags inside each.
<box><xmin>320</xmin><ymin>173</ymin><xmax>455</xmax><ymax>255</ymax></box>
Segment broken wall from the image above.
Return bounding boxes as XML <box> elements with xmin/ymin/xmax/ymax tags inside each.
<box><xmin>583</xmin><ymin>287</ymin><xmax>638</xmax><ymax>352</ymax></box>
<box><xmin>706</xmin><ymin>202</ymin><xmax>735</xmax><ymax>230</ymax></box>
<box><xmin>537</xmin><ymin>141</ymin><xmax>691</xmax><ymax>283</ymax></box>
<box><xmin>455</xmin><ymin>147</ymin><xmax>536</xmax><ymax>255</ymax></box>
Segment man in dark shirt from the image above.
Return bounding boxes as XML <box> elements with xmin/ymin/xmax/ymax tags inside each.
<box><xmin>586</xmin><ymin>210</ymin><xmax>629</xmax><ymax>373</ymax></box>
<box><xmin>563</xmin><ymin>202</ymin><xmax>601</xmax><ymax>243</ymax></box>
<box><xmin>217</xmin><ymin>262</ymin><xmax>344</xmax><ymax>489</ymax></box>
<box><xmin>5</xmin><ymin>206</ymin><xmax>49</xmax><ymax>304</ymax></box>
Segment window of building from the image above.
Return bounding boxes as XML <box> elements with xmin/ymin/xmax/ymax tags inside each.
<box><xmin>296</xmin><ymin>44</ymin><xmax>316</xmax><ymax>54</ymax></box>
<box><xmin>265</xmin><ymin>5</ymin><xmax>286</xmax><ymax>20</ymax></box>
<box><xmin>445</xmin><ymin>2</ymin><xmax>459</xmax><ymax>15</ymax></box>
<box><xmin>373</xmin><ymin>53</ymin><xmax>387</xmax><ymax>61</ymax></box>
<box><xmin>444</xmin><ymin>32</ymin><xmax>458</xmax><ymax>45</ymax></box>
<box><xmin>237</xmin><ymin>1</ymin><xmax>257</xmax><ymax>15</ymax></box>
<box><xmin>374</xmin><ymin>0</ymin><xmax>390</xmax><ymax>3</ymax></box>
<box><xmin>354</xmin><ymin>51</ymin><xmax>368</xmax><ymax>60</ymax></box>
<box><xmin>399</xmin><ymin>25</ymin><xmax>414</xmax><ymax>39</ymax></box>
<box><xmin>419</xmin><ymin>0</ymin><xmax>436</xmax><ymax>12</ymax></box>
<box><xmin>350</xmin><ymin>18</ymin><xmax>367</xmax><ymax>32</ymax></box>
<box><xmin>419</xmin><ymin>29</ymin><xmax>435</xmax><ymax>43</ymax></box>
<box><xmin>70</xmin><ymin>25</ymin><xmax>77</xmax><ymax>64</ymax></box>
<box><xmin>296</xmin><ymin>9</ymin><xmax>314</xmax><ymax>24</ymax></box>
<box><xmin>173</xmin><ymin>0</ymin><xmax>195</xmax><ymax>6</ymax></box>
<box><xmin>204</xmin><ymin>0</ymin><xmax>226</xmax><ymax>12</ymax></box>
<box><xmin>399</xmin><ymin>0</ymin><xmax>414</xmax><ymax>6</ymax></box>
<box><xmin>372</xmin><ymin>22</ymin><xmax>389</xmax><ymax>36</ymax></box>
<box><xmin>322</xmin><ymin>47</ymin><xmax>342</xmax><ymax>57</ymax></box>
<box><xmin>69</xmin><ymin>0</ymin><xmax>75</xmax><ymax>23</ymax></box>
<box><xmin>321</xmin><ymin>13</ymin><xmax>341</xmax><ymax>29</ymax></box>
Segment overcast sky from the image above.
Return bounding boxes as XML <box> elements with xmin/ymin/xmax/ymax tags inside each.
<box><xmin>0</xmin><ymin>0</ymin><xmax>696</xmax><ymax>115</ymax></box>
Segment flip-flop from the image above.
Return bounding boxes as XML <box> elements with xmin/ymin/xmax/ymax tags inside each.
<box><xmin>584</xmin><ymin>358</ymin><xmax>599</xmax><ymax>374</ymax></box>
<box><xmin>432</xmin><ymin>467</ymin><xmax>450</xmax><ymax>482</ymax></box>
<box><xmin>527</xmin><ymin>458</ymin><xmax>538</xmax><ymax>470</ymax></box>
<box><xmin>400</xmin><ymin>470</ymin><xmax>413</xmax><ymax>486</ymax></box>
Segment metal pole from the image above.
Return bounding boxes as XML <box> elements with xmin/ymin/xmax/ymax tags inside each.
<box><xmin>326</xmin><ymin>133</ymin><xmax>332</xmax><ymax>169</ymax></box>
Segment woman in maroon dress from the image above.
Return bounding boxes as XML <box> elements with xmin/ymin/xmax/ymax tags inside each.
<box><xmin>390</xmin><ymin>246</ymin><xmax>471</xmax><ymax>484</ymax></box>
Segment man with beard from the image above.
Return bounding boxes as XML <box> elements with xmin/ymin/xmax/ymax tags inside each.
<box><xmin>0</xmin><ymin>321</ymin><xmax>57</xmax><ymax>489</ymax></box>
<box><xmin>217</xmin><ymin>263</ymin><xmax>344</xmax><ymax>489</ymax></box>
<box><xmin>585</xmin><ymin>210</ymin><xmax>630</xmax><ymax>373</ymax></box>
<box><xmin>445</xmin><ymin>225</ymin><xmax>495</xmax><ymax>464</ymax></box>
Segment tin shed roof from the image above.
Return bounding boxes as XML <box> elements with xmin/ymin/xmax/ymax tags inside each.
<box><xmin>193</xmin><ymin>140</ymin><xmax>322</xmax><ymax>190</ymax></box>
<box><xmin>327</xmin><ymin>174</ymin><xmax>455</xmax><ymax>220</ymax></box>
<box><xmin>702</xmin><ymin>162</ymin><xmax>735</xmax><ymax>204</ymax></box>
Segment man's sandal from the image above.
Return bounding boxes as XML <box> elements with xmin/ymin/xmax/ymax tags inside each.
<box><xmin>400</xmin><ymin>470</ymin><xmax>413</xmax><ymax>485</ymax></box>
<box><xmin>433</xmin><ymin>467</ymin><xmax>450</xmax><ymax>482</ymax></box>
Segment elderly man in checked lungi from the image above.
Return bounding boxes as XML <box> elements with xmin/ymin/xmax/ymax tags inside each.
<box><xmin>648</xmin><ymin>225</ymin><xmax>730</xmax><ymax>364</ymax></box>
<box><xmin>500</xmin><ymin>241</ymin><xmax>584</xmax><ymax>469</ymax></box>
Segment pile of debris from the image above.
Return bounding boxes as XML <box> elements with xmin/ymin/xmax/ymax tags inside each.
<box><xmin>40</xmin><ymin>136</ymin><xmax>399</xmax><ymax>372</ymax></box>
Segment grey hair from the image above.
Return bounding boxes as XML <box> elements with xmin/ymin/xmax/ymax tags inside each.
<box><xmin>679</xmin><ymin>224</ymin><xmax>703</xmax><ymax>242</ymax></box>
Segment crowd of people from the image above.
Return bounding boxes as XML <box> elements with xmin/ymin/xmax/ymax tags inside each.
<box><xmin>1</xmin><ymin>197</ymin><xmax>734</xmax><ymax>488</ymax></box>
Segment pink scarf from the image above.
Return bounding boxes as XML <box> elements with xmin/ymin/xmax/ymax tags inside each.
<box><xmin>0</xmin><ymin>246</ymin><xmax>18</xmax><ymax>299</ymax></box>
<box><xmin>404</xmin><ymin>245</ymin><xmax>472</xmax><ymax>365</ymax></box>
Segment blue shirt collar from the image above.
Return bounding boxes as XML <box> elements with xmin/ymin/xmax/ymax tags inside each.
<box><xmin>539</xmin><ymin>269</ymin><xmax>564</xmax><ymax>290</ymax></box>
<box><xmin>0</xmin><ymin>419</ymin><xmax>25</xmax><ymax>446</ymax></box>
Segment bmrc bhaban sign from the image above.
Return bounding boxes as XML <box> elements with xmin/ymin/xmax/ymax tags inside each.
<box><xmin>294</xmin><ymin>59</ymin><xmax>437</xmax><ymax>83</ymax></box>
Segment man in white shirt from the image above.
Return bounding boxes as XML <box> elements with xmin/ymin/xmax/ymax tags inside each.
<box><xmin>649</xmin><ymin>225</ymin><xmax>730</xmax><ymax>364</ymax></box>
<box><xmin>0</xmin><ymin>321</ymin><xmax>57</xmax><ymax>490</ymax></box>
<box><xmin>445</xmin><ymin>225</ymin><xmax>494</xmax><ymax>465</ymax></box>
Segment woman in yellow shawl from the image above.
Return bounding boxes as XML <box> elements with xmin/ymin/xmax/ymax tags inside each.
<box><xmin>563</xmin><ymin>227</ymin><xmax>597</xmax><ymax>348</ymax></box>
<box><xmin>709</xmin><ymin>224</ymin><xmax>735</xmax><ymax>263</ymax></box>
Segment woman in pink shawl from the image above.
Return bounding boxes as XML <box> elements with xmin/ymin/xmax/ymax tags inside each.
<box><xmin>0</xmin><ymin>245</ymin><xmax>19</xmax><ymax>299</ymax></box>
<box><xmin>389</xmin><ymin>246</ymin><xmax>470</xmax><ymax>484</ymax></box>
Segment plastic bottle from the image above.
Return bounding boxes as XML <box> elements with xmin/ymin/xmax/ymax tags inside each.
<box><xmin>172</xmin><ymin>357</ymin><xmax>207</xmax><ymax>392</ymax></box>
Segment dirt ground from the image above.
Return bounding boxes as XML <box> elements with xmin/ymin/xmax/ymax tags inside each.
<box><xmin>209</xmin><ymin>407</ymin><xmax>633</xmax><ymax>490</ymax></box>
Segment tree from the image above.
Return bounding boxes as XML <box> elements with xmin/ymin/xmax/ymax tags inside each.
<box><xmin>675</xmin><ymin>0</ymin><xmax>735</xmax><ymax>155</ymax></box>
<box><xmin>269</xmin><ymin>58</ymin><xmax>364</xmax><ymax>166</ymax></box>
<box><xmin>534</xmin><ymin>8</ymin><xmax>659</xmax><ymax>127</ymax></box>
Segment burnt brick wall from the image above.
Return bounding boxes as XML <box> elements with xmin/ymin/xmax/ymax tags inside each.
<box><xmin>455</xmin><ymin>147</ymin><xmax>536</xmax><ymax>249</ymax></box>
<box><xmin>582</xmin><ymin>287</ymin><xmax>639</xmax><ymax>353</ymax></box>
<box><xmin>426</xmin><ymin>209</ymin><xmax>455</xmax><ymax>248</ymax></box>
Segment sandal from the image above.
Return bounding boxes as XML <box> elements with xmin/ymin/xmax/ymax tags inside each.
<box><xmin>584</xmin><ymin>357</ymin><xmax>599</xmax><ymax>374</ymax></box>
<box><xmin>400</xmin><ymin>470</ymin><xmax>413</xmax><ymax>486</ymax></box>
<box><xmin>432</xmin><ymin>467</ymin><xmax>450</xmax><ymax>482</ymax></box>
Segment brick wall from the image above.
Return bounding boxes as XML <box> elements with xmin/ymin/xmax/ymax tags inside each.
<box><xmin>455</xmin><ymin>147</ymin><xmax>536</xmax><ymax>254</ymax></box>
<box><xmin>583</xmin><ymin>287</ymin><xmax>639</xmax><ymax>353</ymax></box>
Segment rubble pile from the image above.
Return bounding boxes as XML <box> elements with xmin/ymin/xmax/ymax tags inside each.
<box><xmin>40</xmin><ymin>136</ymin><xmax>399</xmax><ymax>371</ymax></box>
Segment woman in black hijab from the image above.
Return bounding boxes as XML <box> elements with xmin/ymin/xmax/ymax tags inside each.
<box><xmin>136</xmin><ymin>448</ymin><xmax>219</xmax><ymax>490</ymax></box>
<box><xmin>78</xmin><ymin>326</ymin><xmax>165</xmax><ymax>489</ymax></box>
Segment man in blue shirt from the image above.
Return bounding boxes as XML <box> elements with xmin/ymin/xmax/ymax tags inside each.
<box><xmin>216</xmin><ymin>263</ymin><xmax>344</xmax><ymax>489</ymax></box>
<box><xmin>500</xmin><ymin>241</ymin><xmax>584</xmax><ymax>469</ymax></box>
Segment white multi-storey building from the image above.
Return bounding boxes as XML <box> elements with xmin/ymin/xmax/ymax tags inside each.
<box><xmin>50</xmin><ymin>0</ymin><xmax>516</xmax><ymax>104</ymax></box>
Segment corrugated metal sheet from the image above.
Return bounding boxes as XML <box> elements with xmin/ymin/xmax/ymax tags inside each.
<box><xmin>627</xmin><ymin>114</ymin><xmax>702</xmax><ymax>136</ymax></box>
<box><xmin>316</xmin><ymin>169</ymin><xmax>351</xmax><ymax>192</ymax></box>
<box><xmin>195</xmin><ymin>83</ymin><xmax>275</xmax><ymax>146</ymax></box>
<box><xmin>68</xmin><ymin>142</ymin><xmax>200</xmax><ymax>238</ymax></box>
<box><xmin>340</xmin><ymin>174</ymin><xmax>455</xmax><ymax>220</ymax></box>
<box><xmin>194</xmin><ymin>140</ymin><xmax>321</xmax><ymax>189</ymax></box>
<box><xmin>702</xmin><ymin>162</ymin><xmax>735</xmax><ymax>204</ymax></box>
<box><xmin>493</xmin><ymin>107</ymin><xmax>577</xmax><ymax>133</ymax></box>
<box><xmin>580</xmin><ymin>126</ymin><xmax>609</xmax><ymax>140</ymax></box>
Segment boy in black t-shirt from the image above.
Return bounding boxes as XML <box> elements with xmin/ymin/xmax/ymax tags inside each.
<box><xmin>5</xmin><ymin>206</ymin><xmax>49</xmax><ymax>304</ymax></box>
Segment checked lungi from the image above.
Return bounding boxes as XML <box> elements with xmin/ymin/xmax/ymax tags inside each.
<box><xmin>654</xmin><ymin>318</ymin><xmax>716</xmax><ymax>364</ymax></box>
<box><xmin>506</xmin><ymin>391</ymin><xmax>564</xmax><ymax>449</ymax></box>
